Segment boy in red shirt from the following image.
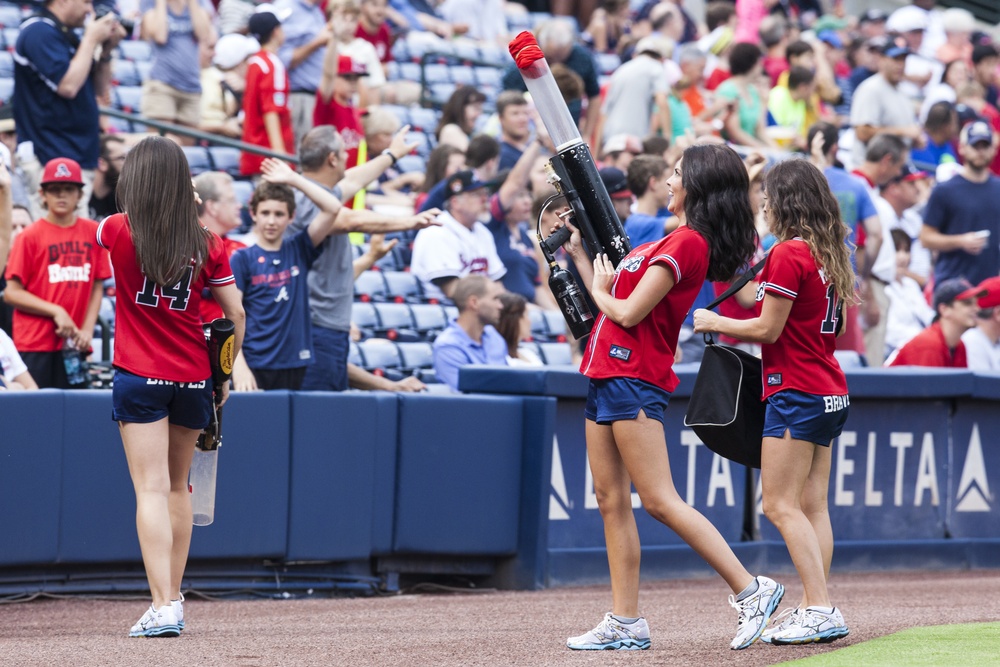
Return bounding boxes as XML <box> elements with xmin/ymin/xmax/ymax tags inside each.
<box><xmin>240</xmin><ymin>7</ymin><xmax>295</xmax><ymax>177</ymax></box>
<box><xmin>887</xmin><ymin>278</ymin><xmax>979</xmax><ymax>367</ymax></box>
<box><xmin>315</xmin><ymin>53</ymin><xmax>367</xmax><ymax>172</ymax></box>
<box><xmin>3</xmin><ymin>158</ymin><xmax>111</xmax><ymax>388</ymax></box>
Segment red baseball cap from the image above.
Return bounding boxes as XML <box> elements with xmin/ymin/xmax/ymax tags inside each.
<box><xmin>337</xmin><ymin>55</ymin><xmax>368</xmax><ymax>77</ymax></box>
<box><xmin>41</xmin><ymin>158</ymin><xmax>84</xmax><ymax>186</ymax></box>
<box><xmin>973</xmin><ymin>276</ymin><xmax>1000</xmax><ymax>309</ymax></box>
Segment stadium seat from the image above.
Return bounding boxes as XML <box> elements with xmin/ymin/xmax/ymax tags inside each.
<box><xmin>422</xmin><ymin>62</ymin><xmax>451</xmax><ymax>84</ymax></box>
<box><xmin>0</xmin><ymin>51</ymin><xmax>12</xmax><ymax>78</ymax></box>
<box><xmin>113</xmin><ymin>85</ymin><xmax>144</xmax><ymax>113</ymax></box>
<box><xmin>542</xmin><ymin>310</ymin><xmax>568</xmax><ymax>341</ymax></box>
<box><xmin>111</xmin><ymin>59</ymin><xmax>139</xmax><ymax>86</ymax></box>
<box><xmin>395</xmin><ymin>154</ymin><xmax>426</xmax><ymax>174</ymax></box>
<box><xmin>398</xmin><ymin>61</ymin><xmax>422</xmax><ymax>83</ymax></box>
<box><xmin>351</xmin><ymin>301</ymin><xmax>379</xmax><ymax>338</ymax></box>
<box><xmin>478</xmin><ymin>43</ymin><xmax>506</xmax><ymax>66</ymax></box>
<box><xmin>396</xmin><ymin>341</ymin><xmax>434</xmax><ymax>374</ymax></box>
<box><xmin>409</xmin><ymin>303</ymin><xmax>448</xmax><ymax>339</ymax></box>
<box><xmin>595</xmin><ymin>53</ymin><xmax>621</xmax><ymax>75</ymax></box>
<box><xmin>209</xmin><ymin>146</ymin><xmax>242</xmax><ymax>176</ymax></box>
<box><xmin>1</xmin><ymin>27</ymin><xmax>18</xmax><ymax>51</ymax></box>
<box><xmin>182</xmin><ymin>146</ymin><xmax>212</xmax><ymax>175</ymax></box>
<box><xmin>372</xmin><ymin>245</ymin><xmax>405</xmax><ymax>272</ymax></box>
<box><xmin>0</xmin><ymin>4</ymin><xmax>21</xmax><ymax>28</ymax></box>
<box><xmin>390</xmin><ymin>39</ymin><xmax>409</xmax><ymax>62</ymax></box>
<box><xmin>104</xmin><ymin>116</ymin><xmax>135</xmax><ymax>133</ymax></box>
<box><xmin>118</xmin><ymin>39</ymin><xmax>153</xmax><ymax>62</ymax></box>
<box><xmin>405</xmin><ymin>131</ymin><xmax>432</xmax><ymax>158</ymax></box>
<box><xmin>518</xmin><ymin>340</ymin><xmax>542</xmax><ymax>362</ymax></box>
<box><xmin>348</xmin><ymin>340</ymin><xmax>364</xmax><ymax>366</ymax></box>
<box><xmin>443</xmin><ymin>305</ymin><xmax>458</xmax><ymax>320</ymax></box>
<box><xmin>528</xmin><ymin>308</ymin><xmax>548</xmax><ymax>339</ymax></box>
<box><xmin>0</xmin><ymin>77</ymin><xmax>12</xmax><ymax>104</ymax></box>
<box><xmin>382</xmin><ymin>270</ymin><xmax>423</xmax><ymax>302</ymax></box>
<box><xmin>449</xmin><ymin>67</ymin><xmax>475</xmax><ymax>86</ymax></box>
<box><xmin>354</xmin><ymin>269</ymin><xmax>387</xmax><ymax>302</ymax></box>
<box><xmin>452</xmin><ymin>42</ymin><xmax>480</xmax><ymax>63</ymax></box>
<box><xmin>384</xmin><ymin>61</ymin><xmax>400</xmax><ymax>80</ymax></box>
<box><xmin>372</xmin><ymin>302</ymin><xmax>420</xmax><ymax>341</ymax></box>
<box><xmin>135</xmin><ymin>60</ymin><xmax>153</xmax><ymax>82</ymax></box>
<box><xmin>834</xmin><ymin>350</ymin><xmax>867</xmax><ymax>368</ymax></box>
<box><xmin>381</xmin><ymin>103</ymin><xmax>410</xmax><ymax>127</ymax></box>
<box><xmin>474</xmin><ymin>66</ymin><xmax>502</xmax><ymax>88</ymax></box>
<box><xmin>231</xmin><ymin>179</ymin><xmax>254</xmax><ymax>206</ymax></box>
<box><xmin>429</xmin><ymin>83</ymin><xmax>456</xmax><ymax>105</ymax></box>
<box><xmin>407</xmin><ymin>107</ymin><xmax>439</xmax><ymax>132</ymax></box>
<box><xmin>358</xmin><ymin>339</ymin><xmax>403</xmax><ymax>377</ymax></box>
<box><xmin>539</xmin><ymin>341</ymin><xmax>574</xmax><ymax>366</ymax></box>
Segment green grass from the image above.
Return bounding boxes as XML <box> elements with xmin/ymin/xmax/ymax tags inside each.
<box><xmin>779</xmin><ymin>623</ymin><xmax>1000</xmax><ymax>666</ymax></box>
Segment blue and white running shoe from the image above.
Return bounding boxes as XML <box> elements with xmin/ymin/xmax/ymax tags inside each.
<box><xmin>567</xmin><ymin>612</ymin><xmax>651</xmax><ymax>650</ymax></box>
<box><xmin>730</xmin><ymin>576</ymin><xmax>785</xmax><ymax>649</ymax></box>
<box><xmin>770</xmin><ymin>606</ymin><xmax>850</xmax><ymax>644</ymax></box>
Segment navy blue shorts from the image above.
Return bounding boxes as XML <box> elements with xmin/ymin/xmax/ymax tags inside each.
<box><xmin>300</xmin><ymin>326</ymin><xmax>349</xmax><ymax>392</ymax></box>
<box><xmin>763</xmin><ymin>390</ymin><xmax>849</xmax><ymax>446</ymax></box>
<box><xmin>112</xmin><ymin>369</ymin><xmax>214</xmax><ymax>430</ymax></box>
<box><xmin>585</xmin><ymin>377</ymin><xmax>671</xmax><ymax>425</ymax></box>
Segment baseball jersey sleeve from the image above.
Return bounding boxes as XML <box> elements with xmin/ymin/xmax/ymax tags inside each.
<box><xmin>647</xmin><ymin>227</ymin><xmax>707</xmax><ymax>285</ymax></box>
<box><xmin>761</xmin><ymin>243</ymin><xmax>803</xmax><ymax>301</ymax></box>
<box><xmin>205</xmin><ymin>234</ymin><xmax>236</xmax><ymax>288</ymax></box>
<box><xmin>411</xmin><ymin>227</ymin><xmax>460</xmax><ymax>282</ymax></box>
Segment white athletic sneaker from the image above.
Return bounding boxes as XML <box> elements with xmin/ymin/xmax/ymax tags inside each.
<box><xmin>566</xmin><ymin>612</ymin><xmax>651</xmax><ymax>650</ymax></box>
<box><xmin>729</xmin><ymin>576</ymin><xmax>785</xmax><ymax>650</ymax></box>
<box><xmin>760</xmin><ymin>607</ymin><xmax>801</xmax><ymax>644</ymax></box>
<box><xmin>770</xmin><ymin>606</ymin><xmax>849</xmax><ymax>645</ymax></box>
<box><xmin>129</xmin><ymin>603</ymin><xmax>181</xmax><ymax>638</ymax></box>
<box><xmin>172</xmin><ymin>592</ymin><xmax>185</xmax><ymax>631</ymax></box>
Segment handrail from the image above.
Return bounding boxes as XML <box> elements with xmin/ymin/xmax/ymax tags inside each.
<box><xmin>100</xmin><ymin>107</ymin><xmax>299</xmax><ymax>164</ymax></box>
<box><xmin>417</xmin><ymin>51</ymin><xmax>505</xmax><ymax>108</ymax></box>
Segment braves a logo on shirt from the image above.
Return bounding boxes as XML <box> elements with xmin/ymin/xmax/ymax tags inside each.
<box><xmin>620</xmin><ymin>255</ymin><xmax>644</xmax><ymax>273</ymax></box>
<box><xmin>756</xmin><ymin>282</ymin><xmax>766</xmax><ymax>302</ymax></box>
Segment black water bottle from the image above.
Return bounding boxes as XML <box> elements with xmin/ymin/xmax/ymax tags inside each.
<box><xmin>548</xmin><ymin>261</ymin><xmax>594</xmax><ymax>339</ymax></box>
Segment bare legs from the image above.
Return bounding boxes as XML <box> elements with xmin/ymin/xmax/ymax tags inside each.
<box><xmin>760</xmin><ymin>432</ymin><xmax>834</xmax><ymax>608</ymax></box>
<box><xmin>587</xmin><ymin>411</ymin><xmax>755</xmax><ymax>617</ymax></box>
<box><xmin>120</xmin><ymin>419</ymin><xmax>200</xmax><ymax>609</ymax></box>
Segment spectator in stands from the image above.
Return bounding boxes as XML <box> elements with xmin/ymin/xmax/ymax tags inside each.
<box><xmin>486</xmin><ymin>138</ymin><xmax>557</xmax><ymax>308</ymax></box>
<box><xmin>0</xmin><ymin>327</ymin><xmax>38</xmax><ymax>390</ymax></box>
<box><xmin>598</xmin><ymin>166</ymin><xmax>633</xmax><ymax>227</ymax></box>
<box><xmin>355</xmin><ymin>0</ymin><xmax>392</xmax><ymax>64</ymax></box>
<box><xmin>600</xmin><ymin>134</ymin><xmax>642</xmax><ymax>174</ymax></box>
<box><xmin>289</xmin><ymin>125</ymin><xmax>440</xmax><ymax>391</ymax></box>
<box><xmin>439</xmin><ymin>0</ymin><xmax>510</xmax><ymax>45</ymax></box>
<box><xmin>139</xmin><ymin>0</ymin><xmax>216</xmax><ymax>142</ymax></box>
<box><xmin>436</xmin><ymin>88</ymin><xmax>488</xmax><ymax>152</ymax></box>
<box><xmin>962</xmin><ymin>277</ymin><xmax>1000</xmax><ymax>371</ymax></box>
<box><xmin>420</xmin><ymin>134</ymin><xmax>500</xmax><ymax>213</ymax></box>
<box><xmin>497</xmin><ymin>291</ymin><xmax>542</xmax><ymax>366</ymax></box>
<box><xmin>581</xmin><ymin>0</ymin><xmax>630</xmax><ymax>54</ymax></box>
<box><xmin>194</xmin><ymin>171</ymin><xmax>246</xmax><ymax>323</ymax></box>
<box><xmin>767</xmin><ymin>66</ymin><xmax>816</xmax><ymax>148</ymax></box>
<box><xmin>4</xmin><ymin>158</ymin><xmax>111</xmax><ymax>388</ymax></box>
<box><xmin>879</xmin><ymin>164</ymin><xmax>932</xmax><ymax>285</ymax></box>
<box><xmin>315</xmin><ymin>52</ymin><xmax>367</xmax><ymax>172</ymax></box>
<box><xmin>501</xmin><ymin>19</ymin><xmax>601</xmax><ymax>140</ymax></box>
<box><xmin>850</xmin><ymin>37</ymin><xmax>924</xmax><ymax>168</ymax></box>
<box><xmin>412</xmin><ymin>170</ymin><xmax>506</xmax><ymax>302</ymax></box>
<box><xmin>89</xmin><ymin>135</ymin><xmax>127</xmax><ymax>221</ymax></box>
<box><xmin>858</xmin><ymin>9</ymin><xmax>888</xmax><ymax>40</ymax></box>
<box><xmin>13</xmin><ymin>0</ymin><xmax>126</xmax><ymax>204</ymax></box>
<box><xmin>432</xmin><ymin>274</ymin><xmax>507</xmax><ymax>391</ymax></box>
<box><xmin>912</xmin><ymin>101</ymin><xmax>959</xmax><ymax>174</ymax></box>
<box><xmin>217</xmin><ymin>0</ymin><xmax>255</xmax><ymax>35</ymax></box>
<box><xmin>935</xmin><ymin>8</ymin><xmax>975</xmax><ymax>67</ymax></box>
<box><xmin>496</xmin><ymin>91</ymin><xmax>533</xmax><ymax>171</ymax></box>
<box><xmin>920</xmin><ymin>60</ymin><xmax>969</xmax><ymax>123</ymax></box>
<box><xmin>972</xmin><ymin>44</ymin><xmax>999</xmax><ymax>109</ymax></box>
<box><xmin>276</xmin><ymin>0</ymin><xmax>328</xmax><ymax>147</ymax></box>
<box><xmin>201</xmin><ymin>33</ymin><xmax>258</xmax><ymax>139</ymax></box>
<box><xmin>231</xmin><ymin>160</ymin><xmax>343</xmax><ymax>391</ymax></box>
<box><xmin>773</xmin><ymin>40</ymin><xmax>840</xmax><ymax>134</ymax></box>
<box><xmin>361</xmin><ymin>108</ymin><xmax>422</xmax><ymax>208</ymax></box>
<box><xmin>885</xmin><ymin>229</ymin><xmax>935</xmax><ymax>354</ymax></box>
<box><xmin>415</xmin><ymin>144</ymin><xmax>465</xmax><ymax>211</ymax></box>
<box><xmin>623</xmin><ymin>155</ymin><xmax>674</xmax><ymax>247</ymax></box>
<box><xmin>240</xmin><ymin>8</ymin><xmax>296</xmax><ymax>176</ymax></box>
<box><xmin>887</xmin><ymin>278</ymin><xmax>979</xmax><ymax>367</ymax></box>
<box><xmin>758</xmin><ymin>15</ymin><xmax>789</xmax><ymax>87</ymax></box>
<box><xmin>0</xmin><ymin>108</ymin><xmax>32</xmax><ymax>213</ymax></box>
<box><xmin>954</xmin><ymin>82</ymin><xmax>1000</xmax><ymax>177</ymax></box>
<box><xmin>714</xmin><ymin>42</ymin><xmax>774</xmax><ymax>149</ymax></box>
<box><xmin>921</xmin><ymin>121</ymin><xmax>1000</xmax><ymax>287</ymax></box>
<box><xmin>597</xmin><ymin>36</ymin><xmax>672</xmax><ymax>149</ymax></box>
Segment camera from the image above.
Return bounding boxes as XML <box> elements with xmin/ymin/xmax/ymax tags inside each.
<box><xmin>94</xmin><ymin>4</ymin><xmax>136</xmax><ymax>35</ymax></box>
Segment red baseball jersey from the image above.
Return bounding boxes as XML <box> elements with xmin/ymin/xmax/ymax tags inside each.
<box><xmin>240</xmin><ymin>50</ymin><xmax>294</xmax><ymax>176</ymax></box>
<box><xmin>887</xmin><ymin>322</ymin><xmax>967</xmax><ymax>368</ymax></box>
<box><xmin>355</xmin><ymin>22</ymin><xmax>392</xmax><ymax>63</ymax></box>
<box><xmin>581</xmin><ymin>225</ymin><xmax>709</xmax><ymax>392</ymax></box>
<box><xmin>97</xmin><ymin>214</ymin><xmax>235</xmax><ymax>382</ymax></box>
<box><xmin>4</xmin><ymin>217</ymin><xmax>111</xmax><ymax>352</ymax></box>
<box><xmin>313</xmin><ymin>97</ymin><xmax>362</xmax><ymax>172</ymax></box>
<box><xmin>199</xmin><ymin>236</ymin><xmax>245</xmax><ymax>324</ymax></box>
<box><xmin>758</xmin><ymin>239</ymin><xmax>848</xmax><ymax>399</ymax></box>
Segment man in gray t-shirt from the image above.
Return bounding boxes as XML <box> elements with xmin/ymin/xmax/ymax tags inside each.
<box><xmin>849</xmin><ymin>40</ymin><xmax>924</xmax><ymax>167</ymax></box>
<box><xmin>286</xmin><ymin>125</ymin><xmax>440</xmax><ymax>390</ymax></box>
<box><xmin>599</xmin><ymin>36</ymin><xmax>672</xmax><ymax>147</ymax></box>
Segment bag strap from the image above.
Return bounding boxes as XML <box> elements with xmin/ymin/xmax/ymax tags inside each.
<box><xmin>704</xmin><ymin>258</ymin><xmax>766</xmax><ymax>311</ymax></box>
<box><xmin>700</xmin><ymin>258</ymin><xmax>766</xmax><ymax>346</ymax></box>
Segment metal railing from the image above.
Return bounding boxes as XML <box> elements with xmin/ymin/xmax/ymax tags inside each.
<box><xmin>99</xmin><ymin>107</ymin><xmax>299</xmax><ymax>164</ymax></box>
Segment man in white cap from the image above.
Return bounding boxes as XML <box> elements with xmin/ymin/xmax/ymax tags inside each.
<box><xmin>201</xmin><ymin>33</ymin><xmax>260</xmax><ymax>137</ymax></box>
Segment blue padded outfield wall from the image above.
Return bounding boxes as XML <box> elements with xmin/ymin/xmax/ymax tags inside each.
<box><xmin>0</xmin><ymin>367</ymin><xmax>998</xmax><ymax>593</ymax></box>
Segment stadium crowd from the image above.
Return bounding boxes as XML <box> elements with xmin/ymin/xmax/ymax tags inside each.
<box><xmin>1</xmin><ymin>0</ymin><xmax>1000</xmax><ymax>393</ymax></box>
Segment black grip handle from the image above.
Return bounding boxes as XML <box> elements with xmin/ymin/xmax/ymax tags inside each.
<box><xmin>540</xmin><ymin>224</ymin><xmax>572</xmax><ymax>257</ymax></box>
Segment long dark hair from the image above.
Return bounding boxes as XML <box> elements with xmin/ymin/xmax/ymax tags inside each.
<box><xmin>117</xmin><ymin>136</ymin><xmax>210</xmax><ymax>286</ymax></box>
<box><xmin>436</xmin><ymin>87</ymin><xmax>487</xmax><ymax>138</ymax></box>
<box><xmin>420</xmin><ymin>144</ymin><xmax>464</xmax><ymax>194</ymax></box>
<box><xmin>497</xmin><ymin>292</ymin><xmax>527</xmax><ymax>357</ymax></box>
<box><xmin>764</xmin><ymin>159</ymin><xmax>857</xmax><ymax>305</ymax></box>
<box><xmin>681</xmin><ymin>143</ymin><xmax>757</xmax><ymax>281</ymax></box>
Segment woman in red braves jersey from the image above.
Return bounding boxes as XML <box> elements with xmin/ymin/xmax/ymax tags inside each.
<box><xmin>563</xmin><ymin>144</ymin><xmax>783</xmax><ymax>652</ymax></box>
<box><xmin>96</xmin><ymin>137</ymin><xmax>245</xmax><ymax>638</ymax></box>
<box><xmin>694</xmin><ymin>158</ymin><xmax>857</xmax><ymax>645</ymax></box>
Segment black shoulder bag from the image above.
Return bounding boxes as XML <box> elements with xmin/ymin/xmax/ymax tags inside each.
<box><xmin>683</xmin><ymin>259</ymin><xmax>767</xmax><ymax>469</ymax></box>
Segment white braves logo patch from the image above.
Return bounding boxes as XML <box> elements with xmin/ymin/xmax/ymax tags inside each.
<box><xmin>54</xmin><ymin>163</ymin><xmax>72</xmax><ymax>178</ymax></box>
<box><xmin>756</xmin><ymin>282</ymin><xmax>766</xmax><ymax>302</ymax></box>
<box><xmin>621</xmin><ymin>255</ymin><xmax>644</xmax><ymax>273</ymax></box>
